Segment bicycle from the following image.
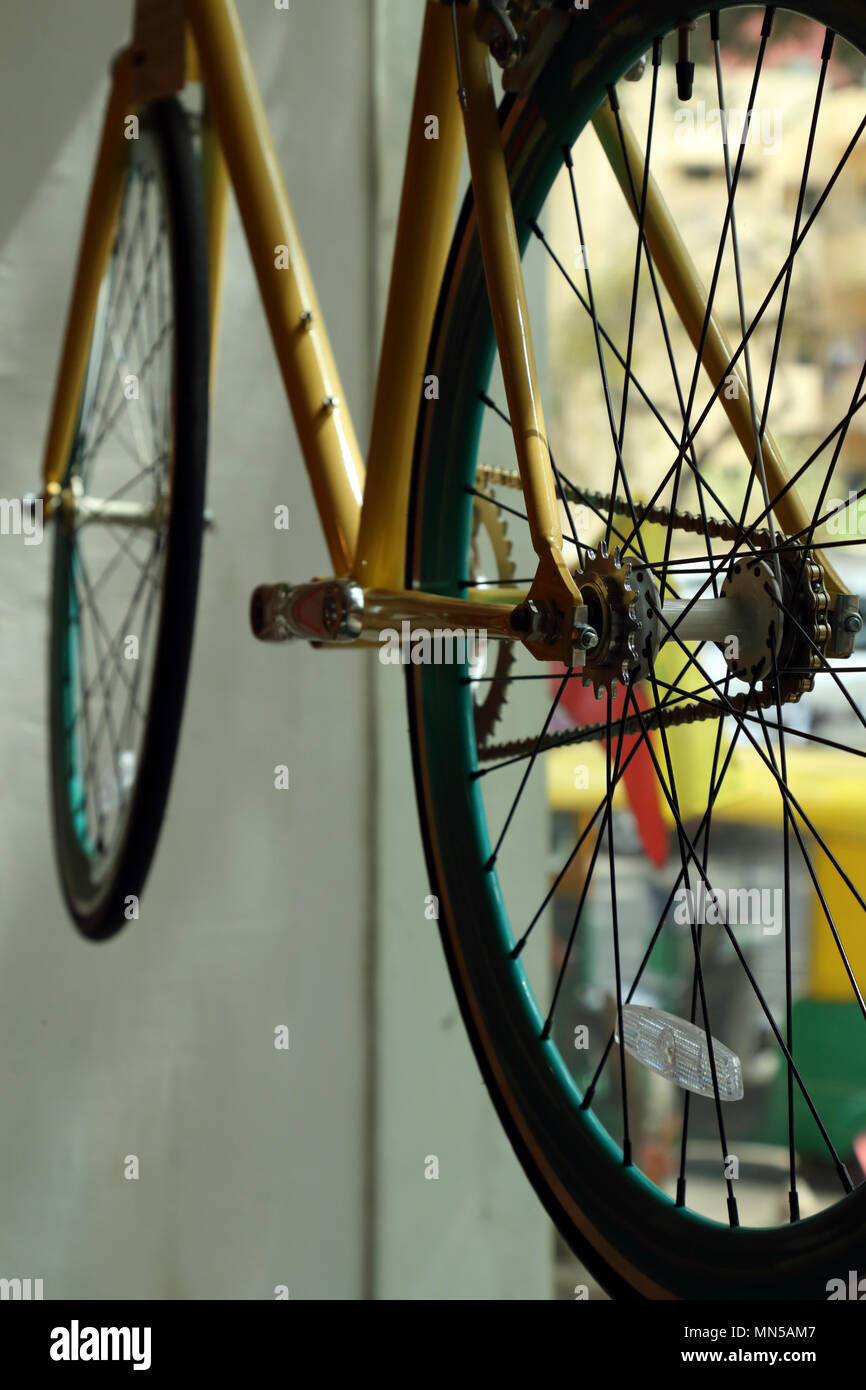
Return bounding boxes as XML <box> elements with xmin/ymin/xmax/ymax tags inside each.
<box><xmin>40</xmin><ymin>0</ymin><xmax>866</xmax><ymax>1299</ymax></box>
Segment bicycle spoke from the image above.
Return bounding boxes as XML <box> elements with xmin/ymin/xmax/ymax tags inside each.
<box><xmin>416</xmin><ymin>5</ymin><xmax>866</xmax><ymax>1259</ymax></box>
<box><xmin>711</xmin><ymin>11</ymin><xmax>783</xmax><ymax>593</ymax></box>
<box><xmin>630</xmin><ymin>686</ymin><xmax>852</xmax><ymax>1194</ymax></box>
<box><xmin>563</xmin><ymin>144</ymin><xmax>653</xmax><ymax>570</ymax></box>
<box><xmin>486</xmin><ymin>668</ymin><xmax>573</xmax><ymax>868</ymax></box>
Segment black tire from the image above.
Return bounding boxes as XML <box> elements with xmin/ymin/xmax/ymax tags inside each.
<box><xmin>407</xmin><ymin>0</ymin><xmax>866</xmax><ymax>1298</ymax></box>
<box><xmin>50</xmin><ymin>98</ymin><xmax>209</xmax><ymax>941</ymax></box>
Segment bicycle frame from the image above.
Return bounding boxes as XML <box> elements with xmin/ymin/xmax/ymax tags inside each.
<box><xmin>41</xmin><ymin>0</ymin><xmax>578</xmax><ymax>649</ymax></box>
<box><xmin>41</xmin><ymin>0</ymin><xmax>849</xmax><ymax>665</ymax></box>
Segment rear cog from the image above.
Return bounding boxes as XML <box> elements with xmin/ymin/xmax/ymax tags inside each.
<box><xmin>576</xmin><ymin>542</ymin><xmax>660</xmax><ymax>698</ymax></box>
<box><xmin>772</xmin><ymin>539</ymin><xmax>830</xmax><ymax>702</ymax></box>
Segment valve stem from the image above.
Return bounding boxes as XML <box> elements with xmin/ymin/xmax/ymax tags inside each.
<box><xmin>676</xmin><ymin>19</ymin><xmax>697</xmax><ymax>101</ymax></box>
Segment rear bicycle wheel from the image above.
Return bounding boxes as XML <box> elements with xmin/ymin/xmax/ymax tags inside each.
<box><xmin>408</xmin><ymin>1</ymin><xmax>866</xmax><ymax>1297</ymax></box>
<box><xmin>49</xmin><ymin>97</ymin><xmax>208</xmax><ymax>940</ymax></box>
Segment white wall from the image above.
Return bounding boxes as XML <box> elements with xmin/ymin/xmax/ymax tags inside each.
<box><xmin>0</xmin><ymin>0</ymin><xmax>549</xmax><ymax>1300</ymax></box>
<box><xmin>0</xmin><ymin>0</ymin><xmax>370</xmax><ymax>1301</ymax></box>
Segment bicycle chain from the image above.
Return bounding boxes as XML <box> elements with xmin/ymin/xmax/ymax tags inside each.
<box><xmin>473</xmin><ymin>466</ymin><xmax>830</xmax><ymax>762</ymax></box>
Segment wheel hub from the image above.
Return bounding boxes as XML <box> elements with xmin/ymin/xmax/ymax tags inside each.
<box><xmin>719</xmin><ymin>559</ymin><xmax>783</xmax><ymax>678</ymax></box>
<box><xmin>576</xmin><ymin>543</ymin><xmax>660</xmax><ymax>696</ymax></box>
<box><xmin>575</xmin><ymin>542</ymin><xmax>829</xmax><ymax>699</ymax></box>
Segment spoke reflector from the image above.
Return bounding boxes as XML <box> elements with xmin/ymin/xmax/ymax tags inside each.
<box><xmin>618</xmin><ymin>1006</ymin><xmax>744</xmax><ymax>1101</ymax></box>
<box><xmin>98</xmin><ymin>749</ymin><xmax>137</xmax><ymax>816</ymax></box>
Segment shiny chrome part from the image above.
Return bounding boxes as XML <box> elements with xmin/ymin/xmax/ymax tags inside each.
<box><xmin>661</xmin><ymin>559</ymin><xmax>783</xmax><ymax>678</ymax></box>
<box><xmin>474</xmin><ymin>0</ymin><xmax>525</xmax><ymax>70</ymax></box>
<box><xmin>660</xmin><ymin>596</ymin><xmax>735</xmax><ymax>645</ymax></box>
<box><xmin>51</xmin><ymin>474</ymin><xmax>170</xmax><ymax>531</ymax></box>
<box><xmin>620</xmin><ymin>562</ymin><xmax>660</xmax><ymax>684</ymax></box>
<box><xmin>476</xmin><ymin>511</ymin><xmax>829</xmax><ymax>764</ymax></box>
<box><xmin>511</xmin><ymin>597</ymin><xmax>559</xmax><ymax>642</ymax></box>
<box><xmin>577</xmin><ymin>542</ymin><xmax>656</xmax><ymax>694</ymax></box>
<box><xmin>508</xmin><ymin>596</ymin><xmax>598</xmax><ymax>667</ymax></box>
<box><xmin>70</xmin><ymin>497</ymin><xmax>169</xmax><ymax>529</ymax></box>
<box><xmin>250</xmin><ymin>578</ymin><xmax>364</xmax><ymax>644</ymax></box>
<box><xmin>499</xmin><ymin>3</ymin><xmax>570</xmax><ymax>95</ymax></box>
<box><xmin>625</xmin><ymin>53</ymin><xmax>648</xmax><ymax>81</ymax></box>
<box><xmin>719</xmin><ymin>559</ymin><xmax>784</xmax><ymax>676</ymax></box>
<box><xmin>829</xmin><ymin>592</ymin><xmax>863</xmax><ymax>659</ymax></box>
<box><xmin>570</xmin><ymin>604</ymin><xmax>598</xmax><ymax>668</ymax></box>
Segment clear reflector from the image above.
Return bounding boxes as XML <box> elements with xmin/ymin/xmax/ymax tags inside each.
<box><xmin>98</xmin><ymin>748</ymin><xmax>137</xmax><ymax>816</ymax></box>
<box><xmin>617</xmin><ymin>1005</ymin><xmax>744</xmax><ymax>1101</ymax></box>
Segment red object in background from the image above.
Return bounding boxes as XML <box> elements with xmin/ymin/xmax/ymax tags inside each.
<box><xmin>556</xmin><ymin>671</ymin><xmax>669</xmax><ymax>869</ymax></box>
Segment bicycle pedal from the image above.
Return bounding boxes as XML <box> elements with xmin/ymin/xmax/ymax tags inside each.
<box><xmin>250</xmin><ymin>578</ymin><xmax>364</xmax><ymax>644</ymax></box>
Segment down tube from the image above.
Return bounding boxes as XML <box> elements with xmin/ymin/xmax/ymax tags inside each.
<box><xmin>186</xmin><ymin>0</ymin><xmax>364</xmax><ymax>576</ymax></box>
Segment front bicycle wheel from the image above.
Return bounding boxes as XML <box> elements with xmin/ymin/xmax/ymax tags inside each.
<box><xmin>408</xmin><ymin>1</ymin><xmax>866</xmax><ymax>1297</ymax></box>
<box><xmin>49</xmin><ymin>97</ymin><xmax>208</xmax><ymax>940</ymax></box>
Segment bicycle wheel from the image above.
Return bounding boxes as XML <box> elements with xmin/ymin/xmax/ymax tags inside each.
<box><xmin>49</xmin><ymin>97</ymin><xmax>208</xmax><ymax>941</ymax></box>
<box><xmin>408</xmin><ymin>1</ymin><xmax>866</xmax><ymax>1297</ymax></box>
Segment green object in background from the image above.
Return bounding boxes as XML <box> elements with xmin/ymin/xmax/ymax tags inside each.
<box><xmin>762</xmin><ymin>1000</ymin><xmax>866</xmax><ymax>1162</ymax></box>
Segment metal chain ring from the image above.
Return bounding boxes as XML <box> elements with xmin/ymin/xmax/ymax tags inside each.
<box><xmin>470</xmin><ymin>498</ymin><xmax>517</xmax><ymax>745</ymax></box>
<box><xmin>473</xmin><ymin>466</ymin><xmax>829</xmax><ymax>763</ymax></box>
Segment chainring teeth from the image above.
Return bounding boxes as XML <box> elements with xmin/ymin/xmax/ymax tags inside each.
<box><xmin>769</xmin><ymin>539</ymin><xmax>830</xmax><ymax>702</ymax></box>
<box><xmin>573</xmin><ymin>547</ymin><xmax>649</xmax><ymax>697</ymax></box>
<box><xmin>470</xmin><ymin>498</ymin><xmax>518</xmax><ymax>745</ymax></box>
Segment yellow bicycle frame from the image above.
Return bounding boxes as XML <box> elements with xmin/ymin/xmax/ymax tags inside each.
<box><xmin>42</xmin><ymin>0</ymin><xmax>578</xmax><ymax>647</ymax></box>
<box><xmin>40</xmin><ymin>0</ymin><xmax>847</xmax><ymax>664</ymax></box>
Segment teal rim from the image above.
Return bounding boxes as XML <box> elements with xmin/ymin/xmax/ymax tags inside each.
<box><xmin>411</xmin><ymin>0</ymin><xmax>866</xmax><ymax>1294</ymax></box>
